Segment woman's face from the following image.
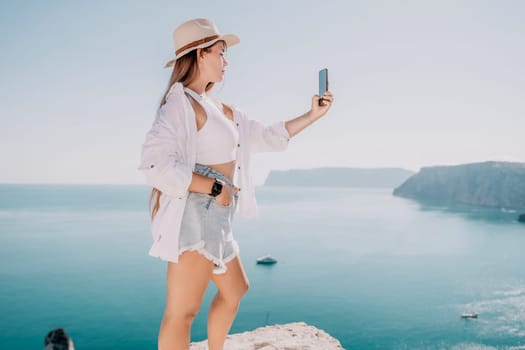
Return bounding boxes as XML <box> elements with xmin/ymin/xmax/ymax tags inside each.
<box><xmin>199</xmin><ymin>41</ymin><xmax>228</xmax><ymax>83</ymax></box>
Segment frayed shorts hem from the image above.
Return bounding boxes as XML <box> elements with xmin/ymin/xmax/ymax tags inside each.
<box><xmin>178</xmin><ymin>240</ymin><xmax>240</xmax><ymax>275</ymax></box>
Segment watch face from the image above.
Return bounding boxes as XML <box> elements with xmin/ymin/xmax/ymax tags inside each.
<box><xmin>211</xmin><ymin>179</ymin><xmax>223</xmax><ymax>197</ymax></box>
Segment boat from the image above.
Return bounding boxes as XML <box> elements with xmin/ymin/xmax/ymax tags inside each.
<box><xmin>256</xmin><ymin>255</ymin><xmax>277</xmax><ymax>265</ymax></box>
<box><xmin>461</xmin><ymin>312</ymin><xmax>479</xmax><ymax>319</ymax></box>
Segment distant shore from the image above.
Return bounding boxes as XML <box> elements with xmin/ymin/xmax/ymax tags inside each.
<box><xmin>264</xmin><ymin>167</ymin><xmax>414</xmax><ymax>188</ymax></box>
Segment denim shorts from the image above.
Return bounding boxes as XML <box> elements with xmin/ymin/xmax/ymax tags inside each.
<box><xmin>178</xmin><ymin>163</ymin><xmax>239</xmax><ymax>275</ymax></box>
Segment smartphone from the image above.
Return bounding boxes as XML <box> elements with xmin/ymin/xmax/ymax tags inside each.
<box><xmin>318</xmin><ymin>68</ymin><xmax>328</xmax><ymax>106</ymax></box>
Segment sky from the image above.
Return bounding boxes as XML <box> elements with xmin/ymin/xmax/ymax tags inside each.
<box><xmin>1</xmin><ymin>0</ymin><xmax>524</xmax><ymax>185</ymax></box>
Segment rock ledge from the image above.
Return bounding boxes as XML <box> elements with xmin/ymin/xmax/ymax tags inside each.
<box><xmin>189</xmin><ymin>322</ymin><xmax>344</xmax><ymax>350</ymax></box>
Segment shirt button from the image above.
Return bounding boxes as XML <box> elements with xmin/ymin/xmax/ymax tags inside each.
<box><xmin>150</xmin><ymin>164</ymin><xmax>155</xmax><ymax>168</ymax></box>
<box><xmin>236</xmin><ymin>123</ymin><xmax>239</xmax><ymax>127</ymax></box>
<box><xmin>237</xmin><ymin>166</ymin><xmax>241</xmax><ymax>170</ymax></box>
<box><xmin>237</xmin><ymin>144</ymin><xmax>240</xmax><ymax>147</ymax></box>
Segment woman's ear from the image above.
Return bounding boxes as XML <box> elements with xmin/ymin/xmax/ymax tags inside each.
<box><xmin>196</xmin><ymin>48</ymin><xmax>205</xmax><ymax>60</ymax></box>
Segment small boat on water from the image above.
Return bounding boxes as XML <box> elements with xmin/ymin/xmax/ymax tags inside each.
<box><xmin>256</xmin><ymin>255</ymin><xmax>277</xmax><ymax>265</ymax></box>
<box><xmin>461</xmin><ymin>312</ymin><xmax>479</xmax><ymax>319</ymax></box>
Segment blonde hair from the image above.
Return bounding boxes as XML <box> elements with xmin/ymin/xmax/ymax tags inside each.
<box><xmin>149</xmin><ymin>42</ymin><xmax>222</xmax><ymax>221</ymax></box>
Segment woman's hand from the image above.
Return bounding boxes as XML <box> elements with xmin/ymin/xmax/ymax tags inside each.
<box><xmin>284</xmin><ymin>90</ymin><xmax>334</xmax><ymax>138</ymax></box>
<box><xmin>309</xmin><ymin>91</ymin><xmax>334</xmax><ymax>121</ymax></box>
<box><xmin>215</xmin><ymin>183</ymin><xmax>239</xmax><ymax>207</ymax></box>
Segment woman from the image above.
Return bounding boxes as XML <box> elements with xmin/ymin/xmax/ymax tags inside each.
<box><xmin>138</xmin><ymin>18</ymin><xmax>333</xmax><ymax>350</ymax></box>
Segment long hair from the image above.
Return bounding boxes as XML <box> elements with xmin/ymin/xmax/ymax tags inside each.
<box><xmin>149</xmin><ymin>43</ymin><xmax>220</xmax><ymax>221</ymax></box>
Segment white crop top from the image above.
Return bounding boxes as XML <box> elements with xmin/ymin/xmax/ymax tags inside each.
<box><xmin>184</xmin><ymin>87</ymin><xmax>239</xmax><ymax>165</ymax></box>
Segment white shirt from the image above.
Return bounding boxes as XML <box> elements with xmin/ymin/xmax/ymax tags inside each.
<box><xmin>137</xmin><ymin>82</ymin><xmax>290</xmax><ymax>263</ymax></box>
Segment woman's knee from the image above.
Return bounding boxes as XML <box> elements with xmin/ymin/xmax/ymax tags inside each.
<box><xmin>163</xmin><ymin>303</ymin><xmax>202</xmax><ymax>326</ymax></box>
<box><xmin>233</xmin><ymin>278</ymin><xmax>250</xmax><ymax>300</ymax></box>
<box><xmin>222</xmin><ymin>280</ymin><xmax>249</xmax><ymax>306</ymax></box>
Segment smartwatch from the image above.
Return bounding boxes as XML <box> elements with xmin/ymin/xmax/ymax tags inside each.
<box><xmin>210</xmin><ymin>179</ymin><xmax>224</xmax><ymax>197</ymax></box>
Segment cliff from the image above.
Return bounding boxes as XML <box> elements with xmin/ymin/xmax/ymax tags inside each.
<box><xmin>189</xmin><ymin>322</ymin><xmax>344</xmax><ymax>350</ymax></box>
<box><xmin>265</xmin><ymin>167</ymin><xmax>414</xmax><ymax>188</ymax></box>
<box><xmin>393</xmin><ymin>161</ymin><xmax>525</xmax><ymax>210</ymax></box>
<box><xmin>43</xmin><ymin>323</ymin><xmax>344</xmax><ymax>349</ymax></box>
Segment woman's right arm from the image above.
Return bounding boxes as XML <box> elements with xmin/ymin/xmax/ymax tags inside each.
<box><xmin>137</xmin><ymin>119</ymin><xmax>192</xmax><ymax>199</ymax></box>
<box><xmin>139</xmin><ymin>128</ymin><xmax>228</xmax><ymax>199</ymax></box>
<box><xmin>136</xmin><ymin>82</ymin><xmax>201</xmax><ymax>198</ymax></box>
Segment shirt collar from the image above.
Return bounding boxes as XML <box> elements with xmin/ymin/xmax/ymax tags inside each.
<box><xmin>183</xmin><ymin>87</ymin><xmax>205</xmax><ymax>102</ymax></box>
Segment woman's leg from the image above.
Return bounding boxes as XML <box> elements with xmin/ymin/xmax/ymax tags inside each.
<box><xmin>158</xmin><ymin>251</ymin><xmax>214</xmax><ymax>350</ymax></box>
<box><xmin>207</xmin><ymin>255</ymin><xmax>250</xmax><ymax>350</ymax></box>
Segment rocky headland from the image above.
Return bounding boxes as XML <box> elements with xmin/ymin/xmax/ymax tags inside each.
<box><xmin>393</xmin><ymin>161</ymin><xmax>525</xmax><ymax>220</ymax></box>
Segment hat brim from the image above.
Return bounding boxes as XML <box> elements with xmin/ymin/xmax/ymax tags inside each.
<box><xmin>164</xmin><ymin>34</ymin><xmax>240</xmax><ymax>68</ymax></box>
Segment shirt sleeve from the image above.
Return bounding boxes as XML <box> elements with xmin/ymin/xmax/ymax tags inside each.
<box><xmin>137</xmin><ymin>89</ymin><xmax>193</xmax><ymax>199</ymax></box>
<box><xmin>236</xmin><ymin>108</ymin><xmax>291</xmax><ymax>153</ymax></box>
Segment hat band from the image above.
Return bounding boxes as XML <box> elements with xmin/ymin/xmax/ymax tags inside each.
<box><xmin>175</xmin><ymin>35</ymin><xmax>220</xmax><ymax>56</ymax></box>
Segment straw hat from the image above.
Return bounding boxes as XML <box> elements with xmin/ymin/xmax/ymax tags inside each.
<box><xmin>164</xmin><ymin>18</ymin><xmax>240</xmax><ymax>68</ymax></box>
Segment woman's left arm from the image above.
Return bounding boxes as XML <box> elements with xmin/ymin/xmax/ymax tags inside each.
<box><xmin>285</xmin><ymin>91</ymin><xmax>334</xmax><ymax>138</ymax></box>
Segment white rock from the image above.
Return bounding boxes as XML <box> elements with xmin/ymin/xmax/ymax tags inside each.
<box><xmin>189</xmin><ymin>322</ymin><xmax>344</xmax><ymax>350</ymax></box>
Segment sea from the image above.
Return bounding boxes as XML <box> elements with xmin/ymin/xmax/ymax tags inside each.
<box><xmin>1</xmin><ymin>184</ymin><xmax>524</xmax><ymax>349</ymax></box>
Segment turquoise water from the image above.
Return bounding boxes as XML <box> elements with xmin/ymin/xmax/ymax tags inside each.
<box><xmin>1</xmin><ymin>184</ymin><xmax>524</xmax><ymax>349</ymax></box>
